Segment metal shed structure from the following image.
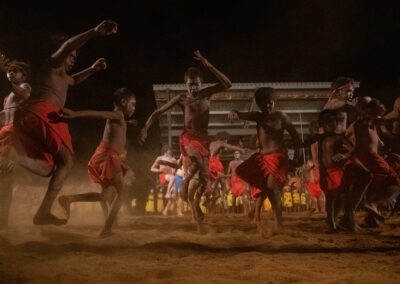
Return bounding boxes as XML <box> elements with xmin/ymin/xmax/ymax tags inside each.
<box><xmin>152</xmin><ymin>82</ymin><xmax>359</xmax><ymax>160</ymax></box>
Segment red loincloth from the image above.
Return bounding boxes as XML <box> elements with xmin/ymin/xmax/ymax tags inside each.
<box><xmin>13</xmin><ymin>100</ymin><xmax>73</xmax><ymax>167</ymax></box>
<box><xmin>88</xmin><ymin>141</ymin><xmax>128</xmax><ymax>187</ymax></box>
<box><xmin>0</xmin><ymin>124</ymin><xmax>14</xmax><ymax>155</ymax></box>
<box><xmin>230</xmin><ymin>174</ymin><xmax>247</xmax><ymax>197</ymax></box>
<box><xmin>209</xmin><ymin>155</ymin><xmax>224</xmax><ymax>181</ymax></box>
<box><xmin>306</xmin><ymin>182</ymin><xmax>323</xmax><ymax>197</ymax></box>
<box><xmin>356</xmin><ymin>152</ymin><xmax>400</xmax><ymax>191</ymax></box>
<box><xmin>324</xmin><ymin>167</ymin><xmax>344</xmax><ymax>191</ymax></box>
<box><xmin>159</xmin><ymin>172</ymin><xmax>167</xmax><ymax>186</ymax></box>
<box><xmin>179</xmin><ymin>128</ymin><xmax>209</xmax><ymax>158</ymax></box>
<box><xmin>250</xmin><ymin>186</ymin><xmax>262</xmax><ymax>199</ymax></box>
<box><xmin>236</xmin><ymin>151</ymin><xmax>289</xmax><ymax>190</ymax></box>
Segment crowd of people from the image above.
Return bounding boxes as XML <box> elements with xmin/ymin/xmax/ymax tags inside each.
<box><xmin>1</xmin><ymin>20</ymin><xmax>400</xmax><ymax>237</ymax></box>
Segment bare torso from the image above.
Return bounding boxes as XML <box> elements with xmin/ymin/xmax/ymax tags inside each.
<box><xmin>229</xmin><ymin>159</ymin><xmax>243</xmax><ymax>176</ymax></box>
<box><xmin>32</xmin><ymin>65</ymin><xmax>73</xmax><ymax>108</ymax></box>
<box><xmin>209</xmin><ymin>140</ymin><xmax>226</xmax><ymax>156</ymax></box>
<box><xmin>256</xmin><ymin>112</ymin><xmax>285</xmax><ymax>154</ymax></box>
<box><xmin>352</xmin><ymin>119</ymin><xmax>380</xmax><ymax>154</ymax></box>
<box><xmin>179</xmin><ymin>94</ymin><xmax>210</xmax><ymax>135</ymax></box>
<box><xmin>155</xmin><ymin>155</ymin><xmax>177</xmax><ymax>175</ymax></box>
<box><xmin>101</xmin><ymin>115</ymin><xmax>127</xmax><ymax>153</ymax></box>
<box><xmin>320</xmin><ymin>133</ymin><xmax>347</xmax><ymax>169</ymax></box>
<box><xmin>3</xmin><ymin>85</ymin><xmax>30</xmax><ymax>125</ymax></box>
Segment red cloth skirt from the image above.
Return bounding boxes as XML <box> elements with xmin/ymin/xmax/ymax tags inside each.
<box><xmin>88</xmin><ymin>141</ymin><xmax>127</xmax><ymax>187</ymax></box>
<box><xmin>14</xmin><ymin>100</ymin><xmax>73</xmax><ymax>167</ymax></box>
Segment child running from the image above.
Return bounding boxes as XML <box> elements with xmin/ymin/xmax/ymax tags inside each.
<box><xmin>58</xmin><ymin>88</ymin><xmax>136</xmax><ymax>237</ymax></box>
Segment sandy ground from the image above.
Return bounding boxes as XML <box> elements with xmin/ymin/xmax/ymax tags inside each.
<box><xmin>1</xmin><ymin>209</ymin><xmax>400</xmax><ymax>284</ymax></box>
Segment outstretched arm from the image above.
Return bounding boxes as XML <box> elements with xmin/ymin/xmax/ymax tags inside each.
<box><xmin>224</xmin><ymin>143</ymin><xmax>246</xmax><ymax>153</ymax></box>
<box><xmin>50</xmin><ymin>20</ymin><xmax>117</xmax><ymax>67</ymax></box>
<box><xmin>139</xmin><ymin>94</ymin><xmax>184</xmax><ymax>144</ymax></box>
<box><xmin>71</xmin><ymin>58</ymin><xmax>107</xmax><ymax>86</ymax></box>
<box><xmin>194</xmin><ymin>50</ymin><xmax>232</xmax><ymax>98</ymax></box>
<box><xmin>0</xmin><ymin>53</ymin><xmax>10</xmax><ymax>73</ymax></box>
<box><xmin>228</xmin><ymin>110</ymin><xmax>259</xmax><ymax>123</ymax></box>
<box><xmin>282</xmin><ymin>113</ymin><xmax>300</xmax><ymax>163</ymax></box>
<box><xmin>62</xmin><ymin>108</ymin><xmax>123</xmax><ymax>121</ymax></box>
<box><xmin>150</xmin><ymin>158</ymin><xmax>161</xmax><ymax>173</ymax></box>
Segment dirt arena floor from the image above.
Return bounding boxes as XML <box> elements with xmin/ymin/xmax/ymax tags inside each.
<box><xmin>1</xmin><ymin>207</ymin><xmax>400</xmax><ymax>284</ymax></box>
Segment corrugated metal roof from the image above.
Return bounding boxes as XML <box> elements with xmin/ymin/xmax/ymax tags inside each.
<box><xmin>153</xmin><ymin>82</ymin><xmax>360</xmax><ymax>91</ymax></box>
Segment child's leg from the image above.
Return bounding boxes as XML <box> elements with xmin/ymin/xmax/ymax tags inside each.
<box><xmin>325</xmin><ymin>193</ymin><xmax>337</xmax><ymax>232</ymax></box>
<box><xmin>100</xmin><ymin>186</ymin><xmax>114</xmax><ymax>218</ymax></box>
<box><xmin>100</xmin><ymin>172</ymin><xmax>126</xmax><ymax>237</ymax></box>
<box><xmin>190</xmin><ymin>154</ymin><xmax>208</xmax><ymax>222</ymax></box>
<box><xmin>343</xmin><ymin>166</ymin><xmax>372</xmax><ymax>228</ymax></box>
<box><xmin>254</xmin><ymin>191</ymin><xmax>268</xmax><ymax>222</ymax></box>
<box><xmin>266</xmin><ymin>176</ymin><xmax>283</xmax><ymax>229</ymax></box>
<box><xmin>318</xmin><ymin>192</ymin><xmax>326</xmax><ymax>213</ymax></box>
<box><xmin>59</xmin><ymin>191</ymin><xmax>104</xmax><ymax>219</ymax></box>
<box><xmin>34</xmin><ymin>145</ymin><xmax>73</xmax><ymax>225</ymax></box>
<box><xmin>232</xmin><ymin>195</ymin><xmax>237</xmax><ymax>213</ymax></box>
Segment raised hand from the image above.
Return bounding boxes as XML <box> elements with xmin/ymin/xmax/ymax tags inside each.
<box><xmin>193</xmin><ymin>50</ymin><xmax>211</xmax><ymax>68</ymax></box>
<box><xmin>228</xmin><ymin>110</ymin><xmax>239</xmax><ymax>122</ymax></box>
<box><xmin>0</xmin><ymin>52</ymin><xmax>10</xmax><ymax>72</ymax></box>
<box><xmin>61</xmin><ymin>108</ymin><xmax>76</xmax><ymax>119</ymax></box>
<box><xmin>91</xmin><ymin>58</ymin><xmax>107</xmax><ymax>72</ymax></box>
<box><xmin>94</xmin><ymin>20</ymin><xmax>118</xmax><ymax>36</ymax></box>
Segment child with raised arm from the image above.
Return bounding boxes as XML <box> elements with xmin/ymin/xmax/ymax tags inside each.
<box><xmin>13</xmin><ymin>20</ymin><xmax>117</xmax><ymax>226</ymax></box>
<box><xmin>228</xmin><ymin>87</ymin><xmax>300</xmax><ymax>234</ymax></box>
<box><xmin>58</xmin><ymin>88</ymin><xmax>136</xmax><ymax>237</ymax></box>
<box><xmin>139</xmin><ymin>50</ymin><xmax>231</xmax><ymax>223</ymax></box>
<box><xmin>0</xmin><ymin>57</ymin><xmax>31</xmax><ymax>228</ymax></box>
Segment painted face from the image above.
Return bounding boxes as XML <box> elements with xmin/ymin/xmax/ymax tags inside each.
<box><xmin>6</xmin><ymin>66</ymin><xmax>26</xmax><ymax>84</ymax></box>
<box><xmin>64</xmin><ymin>50</ymin><xmax>77</xmax><ymax>72</ymax></box>
<box><xmin>185</xmin><ymin>77</ymin><xmax>202</xmax><ymax>96</ymax></box>
<box><xmin>122</xmin><ymin>97</ymin><xmax>136</xmax><ymax>118</ymax></box>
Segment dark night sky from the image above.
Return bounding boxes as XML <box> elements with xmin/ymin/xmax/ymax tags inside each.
<box><xmin>1</xmin><ymin>0</ymin><xmax>400</xmax><ymax>159</ymax></box>
<box><xmin>1</xmin><ymin>1</ymin><xmax>400</xmax><ymax>103</ymax></box>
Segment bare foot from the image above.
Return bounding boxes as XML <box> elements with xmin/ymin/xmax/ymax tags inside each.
<box><xmin>248</xmin><ymin>207</ymin><xmax>255</xmax><ymax>220</ymax></box>
<box><xmin>364</xmin><ymin>204</ymin><xmax>385</xmax><ymax>222</ymax></box>
<box><xmin>364</xmin><ymin>213</ymin><xmax>381</xmax><ymax>228</ymax></box>
<box><xmin>193</xmin><ymin>200</ymin><xmax>205</xmax><ymax>222</ymax></box>
<box><xmin>33</xmin><ymin>213</ymin><xmax>67</xmax><ymax>226</ymax></box>
<box><xmin>99</xmin><ymin>230</ymin><xmax>116</xmax><ymax>238</ymax></box>
<box><xmin>58</xmin><ymin>196</ymin><xmax>71</xmax><ymax>219</ymax></box>
<box><xmin>255</xmin><ymin>221</ymin><xmax>273</xmax><ymax>238</ymax></box>
<box><xmin>196</xmin><ymin>222</ymin><xmax>209</xmax><ymax>234</ymax></box>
